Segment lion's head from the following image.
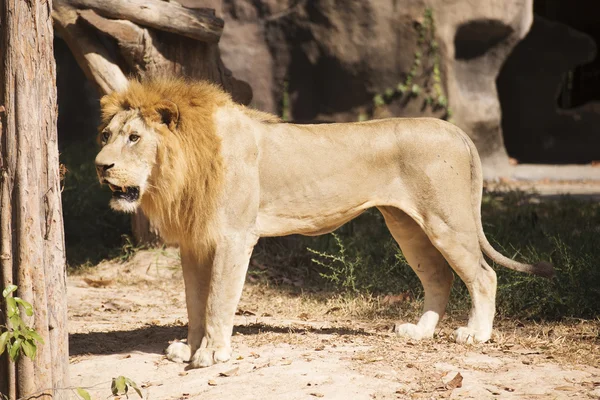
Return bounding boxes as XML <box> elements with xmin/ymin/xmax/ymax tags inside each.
<box><xmin>95</xmin><ymin>106</ymin><xmax>174</xmax><ymax>213</ymax></box>
<box><xmin>95</xmin><ymin>78</ymin><xmax>230</xmax><ymax>245</ymax></box>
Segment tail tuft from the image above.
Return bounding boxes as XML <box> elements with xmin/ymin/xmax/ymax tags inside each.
<box><xmin>532</xmin><ymin>261</ymin><xmax>555</xmax><ymax>279</ymax></box>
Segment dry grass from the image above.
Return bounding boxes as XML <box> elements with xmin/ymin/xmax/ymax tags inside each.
<box><xmin>238</xmin><ymin>282</ymin><xmax>600</xmax><ymax>369</ymax></box>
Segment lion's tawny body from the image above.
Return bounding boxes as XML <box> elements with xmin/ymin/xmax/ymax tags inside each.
<box><xmin>95</xmin><ymin>78</ymin><xmax>553</xmax><ymax>369</ymax></box>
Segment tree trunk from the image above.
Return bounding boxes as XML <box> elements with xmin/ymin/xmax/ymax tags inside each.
<box><xmin>0</xmin><ymin>0</ymin><xmax>69</xmax><ymax>399</ymax></box>
<box><xmin>64</xmin><ymin>0</ymin><xmax>224</xmax><ymax>42</ymax></box>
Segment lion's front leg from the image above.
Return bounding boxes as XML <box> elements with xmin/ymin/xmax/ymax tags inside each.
<box><xmin>165</xmin><ymin>247</ymin><xmax>211</xmax><ymax>363</ymax></box>
<box><xmin>188</xmin><ymin>235</ymin><xmax>257</xmax><ymax>368</ymax></box>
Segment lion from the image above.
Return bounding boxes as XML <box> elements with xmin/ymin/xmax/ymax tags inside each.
<box><xmin>95</xmin><ymin>78</ymin><xmax>554</xmax><ymax>369</ymax></box>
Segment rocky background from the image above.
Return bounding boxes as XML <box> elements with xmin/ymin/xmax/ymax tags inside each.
<box><xmin>56</xmin><ymin>0</ymin><xmax>600</xmax><ymax>173</ymax></box>
<box><xmin>218</xmin><ymin>0</ymin><xmax>600</xmax><ymax>170</ymax></box>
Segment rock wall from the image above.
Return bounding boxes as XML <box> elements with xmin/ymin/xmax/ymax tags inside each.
<box><xmin>219</xmin><ymin>0</ymin><xmax>534</xmax><ymax>174</ymax></box>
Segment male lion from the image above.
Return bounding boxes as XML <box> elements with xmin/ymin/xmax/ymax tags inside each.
<box><xmin>95</xmin><ymin>78</ymin><xmax>553</xmax><ymax>369</ymax></box>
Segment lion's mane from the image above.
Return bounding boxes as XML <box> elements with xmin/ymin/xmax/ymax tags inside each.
<box><xmin>100</xmin><ymin>78</ymin><xmax>235</xmax><ymax>253</ymax></box>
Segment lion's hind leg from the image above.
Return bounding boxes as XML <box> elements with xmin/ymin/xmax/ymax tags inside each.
<box><xmin>378</xmin><ymin>206</ymin><xmax>454</xmax><ymax>340</ymax></box>
<box><xmin>424</xmin><ymin>216</ymin><xmax>497</xmax><ymax>344</ymax></box>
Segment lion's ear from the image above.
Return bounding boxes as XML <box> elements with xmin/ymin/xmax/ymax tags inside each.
<box><xmin>154</xmin><ymin>100</ymin><xmax>180</xmax><ymax>131</ymax></box>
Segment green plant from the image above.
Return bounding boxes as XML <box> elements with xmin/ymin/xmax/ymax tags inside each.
<box><xmin>0</xmin><ymin>285</ymin><xmax>44</xmax><ymax>362</ymax></box>
<box><xmin>74</xmin><ymin>376</ymin><xmax>142</xmax><ymax>400</ymax></box>
<box><xmin>369</xmin><ymin>7</ymin><xmax>452</xmax><ymax>120</ymax></box>
<box><xmin>300</xmin><ymin>191</ymin><xmax>600</xmax><ymax>320</ymax></box>
<box><xmin>309</xmin><ymin>233</ymin><xmax>360</xmax><ymax>292</ymax></box>
<box><xmin>307</xmin><ymin>212</ymin><xmax>422</xmax><ymax>295</ymax></box>
<box><xmin>111</xmin><ymin>376</ymin><xmax>142</xmax><ymax>398</ymax></box>
<box><xmin>118</xmin><ymin>234</ymin><xmax>146</xmax><ymax>262</ymax></box>
<box><xmin>281</xmin><ymin>80</ymin><xmax>291</xmax><ymax>122</ymax></box>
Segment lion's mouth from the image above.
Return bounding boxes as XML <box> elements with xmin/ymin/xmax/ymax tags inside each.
<box><xmin>105</xmin><ymin>181</ymin><xmax>140</xmax><ymax>202</ymax></box>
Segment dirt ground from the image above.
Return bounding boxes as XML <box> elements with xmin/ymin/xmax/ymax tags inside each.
<box><xmin>68</xmin><ymin>248</ymin><xmax>600</xmax><ymax>400</ymax></box>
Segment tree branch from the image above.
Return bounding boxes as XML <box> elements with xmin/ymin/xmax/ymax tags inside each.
<box><xmin>52</xmin><ymin>3</ymin><xmax>128</xmax><ymax>95</ymax></box>
<box><xmin>61</xmin><ymin>0</ymin><xmax>224</xmax><ymax>43</ymax></box>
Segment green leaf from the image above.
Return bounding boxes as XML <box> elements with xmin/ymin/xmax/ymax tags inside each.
<box><xmin>6</xmin><ymin>297</ymin><xmax>17</xmax><ymax>317</ymax></box>
<box><xmin>125</xmin><ymin>378</ymin><xmax>143</xmax><ymax>398</ymax></box>
<box><xmin>2</xmin><ymin>284</ymin><xmax>17</xmax><ymax>298</ymax></box>
<box><xmin>14</xmin><ymin>298</ymin><xmax>33</xmax><ymax>317</ymax></box>
<box><xmin>373</xmin><ymin>94</ymin><xmax>385</xmax><ymax>107</ymax></box>
<box><xmin>26</xmin><ymin>329</ymin><xmax>44</xmax><ymax>345</ymax></box>
<box><xmin>76</xmin><ymin>387</ymin><xmax>92</xmax><ymax>400</ymax></box>
<box><xmin>112</xmin><ymin>376</ymin><xmax>127</xmax><ymax>396</ymax></box>
<box><xmin>9</xmin><ymin>338</ymin><xmax>22</xmax><ymax>361</ymax></box>
<box><xmin>396</xmin><ymin>83</ymin><xmax>408</xmax><ymax>93</ymax></box>
<box><xmin>21</xmin><ymin>339</ymin><xmax>36</xmax><ymax>360</ymax></box>
<box><xmin>8</xmin><ymin>315</ymin><xmax>22</xmax><ymax>332</ymax></box>
<box><xmin>0</xmin><ymin>332</ymin><xmax>9</xmax><ymax>356</ymax></box>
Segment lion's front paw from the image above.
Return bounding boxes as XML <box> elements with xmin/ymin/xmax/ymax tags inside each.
<box><xmin>453</xmin><ymin>327</ymin><xmax>490</xmax><ymax>344</ymax></box>
<box><xmin>165</xmin><ymin>341</ymin><xmax>192</xmax><ymax>363</ymax></box>
<box><xmin>394</xmin><ymin>323</ymin><xmax>432</xmax><ymax>340</ymax></box>
<box><xmin>189</xmin><ymin>346</ymin><xmax>232</xmax><ymax>369</ymax></box>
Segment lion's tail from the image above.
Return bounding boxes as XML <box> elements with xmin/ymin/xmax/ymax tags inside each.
<box><xmin>460</xmin><ymin>127</ymin><xmax>555</xmax><ymax>279</ymax></box>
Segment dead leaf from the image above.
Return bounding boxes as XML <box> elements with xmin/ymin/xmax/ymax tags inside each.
<box><xmin>83</xmin><ymin>277</ymin><xmax>114</xmax><ymax>288</ymax></box>
<box><xmin>582</xmin><ymin>381</ymin><xmax>600</xmax><ymax>388</ymax></box>
<box><xmin>298</xmin><ymin>312</ymin><xmax>310</xmax><ymax>320</ymax></box>
<box><xmin>252</xmin><ymin>362</ymin><xmax>271</xmax><ymax>370</ymax></box>
<box><xmin>101</xmin><ymin>301</ymin><xmax>118</xmax><ymax>311</ymax></box>
<box><xmin>485</xmin><ymin>388</ymin><xmax>501</xmax><ymax>395</ymax></box>
<box><xmin>219</xmin><ymin>366</ymin><xmax>239</xmax><ymax>377</ymax></box>
<box><xmin>442</xmin><ymin>372</ymin><xmax>463</xmax><ymax>390</ymax></box>
<box><xmin>310</xmin><ymin>393</ymin><xmax>324</xmax><ymax>398</ymax></box>
<box><xmin>235</xmin><ymin>308</ymin><xmax>256</xmax><ymax>316</ymax></box>
<box><xmin>554</xmin><ymin>386</ymin><xmax>578</xmax><ymax>391</ymax></box>
<box><xmin>178</xmin><ymin>372</ymin><xmax>188</xmax><ymax>377</ymax></box>
<box><xmin>281</xmin><ymin>360</ymin><xmax>292</xmax><ymax>366</ymax></box>
<box><xmin>325</xmin><ymin>307</ymin><xmax>341</xmax><ymax>315</ymax></box>
<box><xmin>236</xmin><ymin>355</ymin><xmax>244</xmax><ymax>360</ymax></box>
<box><xmin>118</xmin><ymin>354</ymin><xmax>131</xmax><ymax>360</ymax></box>
<box><xmin>207</xmin><ymin>380</ymin><xmax>217</xmax><ymax>386</ymax></box>
<box><xmin>381</xmin><ymin>292</ymin><xmax>411</xmax><ymax>306</ymax></box>
<box><xmin>314</xmin><ymin>344</ymin><xmax>325</xmax><ymax>351</ymax></box>
<box><xmin>507</xmin><ymin>348</ymin><xmax>540</xmax><ymax>356</ymax></box>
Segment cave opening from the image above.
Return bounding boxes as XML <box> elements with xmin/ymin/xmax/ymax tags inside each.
<box><xmin>497</xmin><ymin>0</ymin><xmax>600</xmax><ymax>164</ymax></box>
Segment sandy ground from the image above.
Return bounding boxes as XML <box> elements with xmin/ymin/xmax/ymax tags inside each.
<box><xmin>68</xmin><ymin>249</ymin><xmax>600</xmax><ymax>400</ymax></box>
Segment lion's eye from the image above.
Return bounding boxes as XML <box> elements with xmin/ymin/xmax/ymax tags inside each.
<box><xmin>129</xmin><ymin>134</ymin><xmax>140</xmax><ymax>143</ymax></box>
<box><xmin>101</xmin><ymin>130</ymin><xmax>110</xmax><ymax>144</ymax></box>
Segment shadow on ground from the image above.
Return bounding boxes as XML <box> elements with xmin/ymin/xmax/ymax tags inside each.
<box><xmin>69</xmin><ymin>322</ymin><xmax>372</xmax><ymax>356</ymax></box>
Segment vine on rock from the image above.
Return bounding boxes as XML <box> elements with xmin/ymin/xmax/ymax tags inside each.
<box><xmin>371</xmin><ymin>8</ymin><xmax>452</xmax><ymax>120</ymax></box>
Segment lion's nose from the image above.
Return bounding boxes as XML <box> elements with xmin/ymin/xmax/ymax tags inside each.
<box><xmin>95</xmin><ymin>163</ymin><xmax>115</xmax><ymax>176</ymax></box>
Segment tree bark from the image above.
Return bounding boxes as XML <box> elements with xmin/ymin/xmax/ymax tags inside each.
<box><xmin>62</xmin><ymin>0</ymin><xmax>224</xmax><ymax>43</ymax></box>
<box><xmin>53</xmin><ymin>3</ymin><xmax>128</xmax><ymax>95</ymax></box>
<box><xmin>0</xmin><ymin>0</ymin><xmax>69</xmax><ymax>399</ymax></box>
